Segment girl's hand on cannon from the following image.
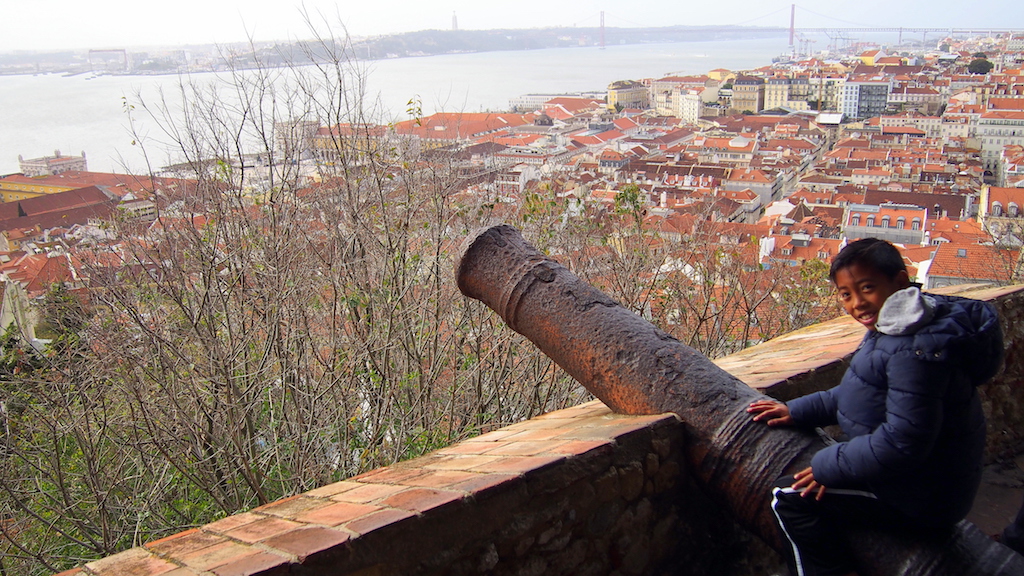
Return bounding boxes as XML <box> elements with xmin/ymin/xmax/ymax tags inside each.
<box><xmin>747</xmin><ymin>400</ymin><xmax>794</xmax><ymax>427</ymax></box>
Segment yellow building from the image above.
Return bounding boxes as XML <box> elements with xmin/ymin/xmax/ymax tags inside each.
<box><xmin>606</xmin><ymin>80</ymin><xmax>649</xmax><ymax>111</ymax></box>
<box><xmin>0</xmin><ymin>174</ymin><xmax>76</xmax><ymax>203</ymax></box>
<box><xmin>858</xmin><ymin>49</ymin><xmax>886</xmax><ymax>67</ymax></box>
<box><xmin>764</xmin><ymin>76</ymin><xmax>813</xmax><ymax>111</ymax></box>
<box><xmin>707</xmin><ymin>68</ymin><xmax>736</xmax><ymax>84</ymax></box>
<box><xmin>730</xmin><ymin>75</ymin><xmax>765</xmax><ymax>114</ymax></box>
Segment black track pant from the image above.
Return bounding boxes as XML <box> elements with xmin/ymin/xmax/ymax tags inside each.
<box><xmin>770</xmin><ymin>476</ymin><xmax>912</xmax><ymax>576</ymax></box>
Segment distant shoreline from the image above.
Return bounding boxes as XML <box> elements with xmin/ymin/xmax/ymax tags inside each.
<box><xmin>0</xmin><ymin>26</ymin><xmax>790</xmax><ymax>77</ymax></box>
<box><xmin>0</xmin><ymin>36</ymin><xmax>794</xmax><ymax>175</ymax></box>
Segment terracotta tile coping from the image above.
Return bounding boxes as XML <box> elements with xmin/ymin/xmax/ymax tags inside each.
<box><xmin>72</xmin><ymin>400</ymin><xmax>677</xmax><ymax>575</ymax></box>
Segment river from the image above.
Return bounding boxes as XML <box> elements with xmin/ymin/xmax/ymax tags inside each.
<box><xmin>0</xmin><ymin>35</ymin><xmax>837</xmax><ymax>175</ymax></box>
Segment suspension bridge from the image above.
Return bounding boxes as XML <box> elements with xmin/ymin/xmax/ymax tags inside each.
<box><xmin>572</xmin><ymin>4</ymin><xmax>1024</xmax><ymax>51</ymax></box>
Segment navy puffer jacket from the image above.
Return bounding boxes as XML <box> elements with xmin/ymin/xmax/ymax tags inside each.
<box><xmin>787</xmin><ymin>288</ymin><xmax>1003</xmax><ymax>526</ymax></box>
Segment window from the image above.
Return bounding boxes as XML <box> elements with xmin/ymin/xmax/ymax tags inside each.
<box><xmin>851</xmin><ymin>214</ymin><xmax>861</xmax><ymax>226</ymax></box>
<box><xmin>782</xmin><ymin>248</ymin><xmax>792</xmax><ymax>255</ymax></box>
<box><xmin>992</xmin><ymin>202</ymin><xmax>1003</xmax><ymax>216</ymax></box>
<box><xmin>881</xmin><ymin>216</ymin><xmax>891</xmax><ymax>228</ymax></box>
<box><xmin>867</xmin><ymin>216</ymin><xmax>875</xmax><ymax>227</ymax></box>
<box><xmin>1011</xmin><ymin>203</ymin><xmax>1020</xmax><ymax>217</ymax></box>
<box><xmin>896</xmin><ymin>217</ymin><xmax>906</xmax><ymax>229</ymax></box>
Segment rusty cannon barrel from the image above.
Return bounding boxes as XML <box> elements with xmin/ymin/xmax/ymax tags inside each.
<box><xmin>456</xmin><ymin>224</ymin><xmax>1023</xmax><ymax>576</ymax></box>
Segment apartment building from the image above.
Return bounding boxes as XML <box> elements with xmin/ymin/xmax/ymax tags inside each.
<box><xmin>879</xmin><ymin>112</ymin><xmax>943</xmax><ymax>138</ymax></box>
<box><xmin>887</xmin><ymin>85</ymin><xmax>943</xmax><ymax>115</ymax></box>
<box><xmin>844</xmin><ymin>202</ymin><xmax>928</xmax><ymax>245</ymax></box>
<box><xmin>764</xmin><ymin>76</ymin><xmax>811</xmax><ymax>111</ymax></box>
<box><xmin>807</xmin><ymin>74</ymin><xmax>845</xmax><ymax>112</ymax></box>
<box><xmin>978</xmin><ymin>185</ymin><xmax>1024</xmax><ymax>245</ymax></box>
<box><xmin>731</xmin><ymin>75</ymin><xmax>765</xmax><ymax>114</ymax></box>
<box><xmin>978</xmin><ymin>110</ymin><xmax>1024</xmax><ymax>171</ymax></box>
<box><xmin>841</xmin><ymin>76</ymin><xmax>893</xmax><ymax>119</ymax></box>
<box><xmin>650</xmin><ymin>75</ymin><xmax>716</xmax><ymax>116</ymax></box>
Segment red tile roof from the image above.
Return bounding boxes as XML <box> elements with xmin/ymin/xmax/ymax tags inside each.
<box><xmin>1</xmin><ymin>171</ymin><xmax>194</xmax><ymax>200</ymax></box>
<box><xmin>727</xmin><ymin>169</ymin><xmax>772</xmax><ymax>184</ymax></box>
<box><xmin>927</xmin><ymin>243</ymin><xmax>1019</xmax><ymax>283</ymax></box>
<box><xmin>0</xmin><ymin>186</ymin><xmax>117</xmax><ymax>233</ymax></box>
<box><xmin>392</xmin><ymin>112</ymin><xmax>534</xmax><ymax>141</ymax></box>
<box><xmin>981</xmin><ymin>110</ymin><xmax>1024</xmax><ymax>120</ymax></box>
<box><xmin>0</xmin><ymin>252</ymin><xmax>83</xmax><ymax>297</ymax></box>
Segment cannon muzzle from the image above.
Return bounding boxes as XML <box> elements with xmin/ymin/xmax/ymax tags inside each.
<box><xmin>456</xmin><ymin>224</ymin><xmax>1023</xmax><ymax>576</ymax></box>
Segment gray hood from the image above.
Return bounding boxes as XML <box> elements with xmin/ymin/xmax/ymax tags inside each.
<box><xmin>876</xmin><ymin>286</ymin><xmax>937</xmax><ymax>336</ymax></box>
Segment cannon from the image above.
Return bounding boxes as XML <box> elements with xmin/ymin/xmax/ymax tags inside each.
<box><xmin>456</xmin><ymin>224</ymin><xmax>1023</xmax><ymax>576</ymax></box>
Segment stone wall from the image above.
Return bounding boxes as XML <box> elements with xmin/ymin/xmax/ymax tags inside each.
<box><xmin>62</xmin><ymin>405</ymin><xmax>775</xmax><ymax>576</ymax></box>
<box><xmin>58</xmin><ymin>284</ymin><xmax>1024</xmax><ymax>576</ymax></box>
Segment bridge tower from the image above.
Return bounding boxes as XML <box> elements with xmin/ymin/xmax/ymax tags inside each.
<box><xmin>789</xmin><ymin>3</ymin><xmax>796</xmax><ymax>56</ymax></box>
<box><xmin>600</xmin><ymin>11</ymin><xmax>605</xmax><ymax>49</ymax></box>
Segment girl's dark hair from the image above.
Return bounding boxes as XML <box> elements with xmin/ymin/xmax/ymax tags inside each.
<box><xmin>829</xmin><ymin>238</ymin><xmax>907</xmax><ymax>282</ymax></box>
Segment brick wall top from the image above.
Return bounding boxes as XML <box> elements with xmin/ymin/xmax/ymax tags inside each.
<box><xmin>58</xmin><ymin>403</ymin><xmax>677</xmax><ymax>576</ymax></box>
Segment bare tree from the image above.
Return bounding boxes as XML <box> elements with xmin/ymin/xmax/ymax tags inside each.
<box><xmin>0</xmin><ymin>22</ymin><xmax>586</xmax><ymax>575</ymax></box>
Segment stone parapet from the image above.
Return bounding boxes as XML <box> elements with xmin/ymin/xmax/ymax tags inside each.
<box><xmin>61</xmin><ymin>404</ymin><xmax>766</xmax><ymax>576</ymax></box>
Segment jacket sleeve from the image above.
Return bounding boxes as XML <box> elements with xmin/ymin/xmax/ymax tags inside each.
<box><xmin>787</xmin><ymin>389</ymin><xmax>839</xmax><ymax>429</ymax></box>
<box><xmin>810</xmin><ymin>350</ymin><xmax>950</xmax><ymax>488</ymax></box>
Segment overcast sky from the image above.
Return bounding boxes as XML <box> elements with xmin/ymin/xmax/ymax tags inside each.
<box><xmin>1</xmin><ymin>1</ymin><xmax>1020</xmax><ymax>53</ymax></box>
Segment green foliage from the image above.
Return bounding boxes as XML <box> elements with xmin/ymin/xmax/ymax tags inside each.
<box><xmin>520</xmin><ymin>189</ymin><xmax>558</xmax><ymax>224</ymax></box>
<box><xmin>0</xmin><ymin>323</ymin><xmax>40</xmax><ymax>378</ymax></box>
<box><xmin>968</xmin><ymin>58</ymin><xmax>994</xmax><ymax>74</ymax></box>
<box><xmin>614</xmin><ymin>184</ymin><xmax>645</xmax><ymax>229</ymax></box>
<box><xmin>405</xmin><ymin>95</ymin><xmax>423</xmax><ymax>124</ymax></box>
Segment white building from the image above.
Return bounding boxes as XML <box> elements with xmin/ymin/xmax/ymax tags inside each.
<box><xmin>978</xmin><ymin>110</ymin><xmax>1024</xmax><ymax>172</ymax></box>
<box><xmin>841</xmin><ymin>76</ymin><xmax>893</xmax><ymax>119</ymax></box>
<box><xmin>18</xmin><ymin>150</ymin><xmax>87</xmax><ymax>176</ymax></box>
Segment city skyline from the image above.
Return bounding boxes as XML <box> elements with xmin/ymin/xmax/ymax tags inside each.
<box><xmin>1</xmin><ymin>0</ymin><xmax>1021</xmax><ymax>53</ymax></box>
